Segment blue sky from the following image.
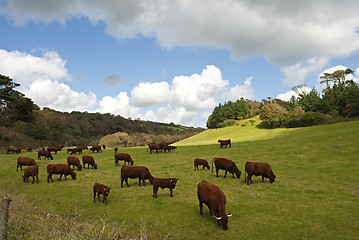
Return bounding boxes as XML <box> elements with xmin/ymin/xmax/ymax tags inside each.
<box><xmin>1</xmin><ymin>1</ymin><xmax>359</xmax><ymax>127</ymax></box>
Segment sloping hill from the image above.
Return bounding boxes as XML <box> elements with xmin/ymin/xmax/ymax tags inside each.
<box><xmin>175</xmin><ymin>116</ymin><xmax>296</xmax><ymax>146</ymax></box>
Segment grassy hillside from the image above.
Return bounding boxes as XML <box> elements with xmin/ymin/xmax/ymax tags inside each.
<box><xmin>175</xmin><ymin>116</ymin><xmax>296</xmax><ymax>146</ymax></box>
<box><xmin>1</xmin><ymin>120</ymin><xmax>358</xmax><ymax>239</ymax></box>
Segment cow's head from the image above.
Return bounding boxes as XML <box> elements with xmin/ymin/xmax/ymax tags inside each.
<box><xmin>269</xmin><ymin>174</ymin><xmax>276</xmax><ymax>183</ymax></box>
<box><xmin>215</xmin><ymin>213</ymin><xmax>232</xmax><ymax>230</ymax></box>
<box><xmin>104</xmin><ymin>187</ymin><xmax>111</xmax><ymax>197</ymax></box>
<box><xmin>78</xmin><ymin>165</ymin><xmax>82</xmax><ymax>171</ymax></box>
<box><xmin>71</xmin><ymin>171</ymin><xmax>77</xmax><ymax>180</ymax></box>
<box><xmin>170</xmin><ymin>178</ymin><xmax>179</xmax><ymax>188</ymax></box>
<box><xmin>94</xmin><ymin>164</ymin><xmax>98</xmax><ymax>169</ymax></box>
<box><xmin>235</xmin><ymin>171</ymin><xmax>241</xmax><ymax>179</ymax></box>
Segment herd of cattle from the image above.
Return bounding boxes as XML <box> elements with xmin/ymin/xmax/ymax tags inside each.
<box><xmin>9</xmin><ymin>139</ymin><xmax>276</xmax><ymax>231</ymax></box>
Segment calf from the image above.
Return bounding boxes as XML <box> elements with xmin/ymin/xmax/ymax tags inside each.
<box><xmin>67</xmin><ymin>156</ymin><xmax>82</xmax><ymax>171</ymax></box>
<box><xmin>212</xmin><ymin>157</ymin><xmax>241</xmax><ymax>179</ymax></box>
<box><xmin>194</xmin><ymin>158</ymin><xmax>210</xmax><ymax>170</ymax></box>
<box><xmin>93</xmin><ymin>183</ymin><xmax>111</xmax><ymax>204</ymax></box>
<box><xmin>218</xmin><ymin>139</ymin><xmax>231</xmax><ymax>148</ymax></box>
<box><xmin>37</xmin><ymin>150</ymin><xmax>54</xmax><ymax>160</ymax></box>
<box><xmin>153</xmin><ymin>178</ymin><xmax>179</xmax><ymax>198</ymax></box>
<box><xmin>17</xmin><ymin>156</ymin><xmax>37</xmax><ymax>171</ymax></box>
<box><xmin>82</xmin><ymin>155</ymin><xmax>97</xmax><ymax>169</ymax></box>
<box><xmin>114</xmin><ymin>153</ymin><xmax>134</xmax><ymax>166</ymax></box>
<box><xmin>244</xmin><ymin>161</ymin><xmax>276</xmax><ymax>185</ymax></box>
<box><xmin>163</xmin><ymin>145</ymin><xmax>177</xmax><ymax>152</ymax></box>
<box><xmin>22</xmin><ymin>165</ymin><xmax>39</xmax><ymax>184</ymax></box>
<box><xmin>197</xmin><ymin>180</ymin><xmax>232</xmax><ymax>230</ymax></box>
<box><xmin>121</xmin><ymin>165</ymin><xmax>154</xmax><ymax>188</ymax></box>
<box><xmin>47</xmin><ymin>164</ymin><xmax>76</xmax><ymax>183</ymax></box>
<box><xmin>7</xmin><ymin>147</ymin><xmax>15</xmax><ymax>154</ymax></box>
<box><xmin>148</xmin><ymin>144</ymin><xmax>164</xmax><ymax>153</ymax></box>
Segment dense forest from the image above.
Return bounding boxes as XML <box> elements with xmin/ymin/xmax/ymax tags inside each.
<box><xmin>207</xmin><ymin>68</ymin><xmax>359</xmax><ymax>128</ymax></box>
<box><xmin>0</xmin><ymin>74</ymin><xmax>203</xmax><ymax>148</ymax></box>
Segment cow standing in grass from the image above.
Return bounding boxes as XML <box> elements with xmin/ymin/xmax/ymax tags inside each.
<box><xmin>194</xmin><ymin>158</ymin><xmax>210</xmax><ymax>170</ymax></box>
<box><xmin>82</xmin><ymin>155</ymin><xmax>97</xmax><ymax>169</ymax></box>
<box><xmin>152</xmin><ymin>178</ymin><xmax>179</xmax><ymax>198</ymax></box>
<box><xmin>218</xmin><ymin>139</ymin><xmax>231</xmax><ymax>148</ymax></box>
<box><xmin>17</xmin><ymin>156</ymin><xmax>37</xmax><ymax>171</ymax></box>
<box><xmin>23</xmin><ymin>165</ymin><xmax>39</xmax><ymax>184</ymax></box>
<box><xmin>121</xmin><ymin>165</ymin><xmax>154</xmax><ymax>187</ymax></box>
<box><xmin>197</xmin><ymin>180</ymin><xmax>232</xmax><ymax>230</ymax></box>
<box><xmin>115</xmin><ymin>153</ymin><xmax>134</xmax><ymax>166</ymax></box>
<box><xmin>67</xmin><ymin>156</ymin><xmax>82</xmax><ymax>171</ymax></box>
<box><xmin>93</xmin><ymin>183</ymin><xmax>111</xmax><ymax>204</ymax></box>
<box><xmin>47</xmin><ymin>164</ymin><xmax>76</xmax><ymax>183</ymax></box>
<box><xmin>37</xmin><ymin>150</ymin><xmax>53</xmax><ymax>160</ymax></box>
<box><xmin>212</xmin><ymin>157</ymin><xmax>241</xmax><ymax>179</ymax></box>
<box><xmin>244</xmin><ymin>161</ymin><xmax>276</xmax><ymax>185</ymax></box>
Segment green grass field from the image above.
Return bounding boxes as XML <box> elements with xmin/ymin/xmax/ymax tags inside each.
<box><xmin>1</xmin><ymin>120</ymin><xmax>359</xmax><ymax>239</ymax></box>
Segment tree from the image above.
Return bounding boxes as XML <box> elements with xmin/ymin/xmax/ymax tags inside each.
<box><xmin>259</xmin><ymin>103</ymin><xmax>289</xmax><ymax>128</ymax></box>
<box><xmin>0</xmin><ymin>74</ymin><xmax>38</xmax><ymax>126</ymax></box>
<box><xmin>320</xmin><ymin>68</ymin><xmax>354</xmax><ymax>87</ymax></box>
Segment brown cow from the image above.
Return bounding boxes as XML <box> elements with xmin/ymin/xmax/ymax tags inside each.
<box><xmin>197</xmin><ymin>180</ymin><xmax>232</xmax><ymax>230</ymax></box>
<box><xmin>55</xmin><ymin>145</ymin><xmax>65</xmax><ymax>151</ymax></box>
<box><xmin>47</xmin><ymin>164</ymin><xmax>76</xmax><ymax>183</ymax></box>
<box><xmin>17</xmin><ymin>156</ymin><xmax>37</xmax><ymax>171</ymax></box>
<box><xmin>22</xmin><ymin>165</ymin><xmax>39</xmax><ymax>184</ymax></box>
<box><xmin>82</xmin><ymin>155</ymin><xmax>97</xmax><ymax>169</ymax></box>
<box><xmin>37</xmin><ymin>150</ymin><xmax>54</xmax><ymax>160</ymax></box>
<box><xmin>244</xmin><ymin>161</ymin><xmax>276</xmax><ymax>185</ymax></box>
<box><xmin>93</xmin><ymin>183</ymin><xmax>111</xmax><ymax>204</ymax></box>
<box><xmin>114</xmin><ymin>153</ymin><xmax>134</xmax><ymax>166</ymax></box>
<box><xmin>7</xmin><ymin>147</ymin><xmax>15</xmax><ymax>154</ymax></box>
<box><xmin>212</xmin><ymin>157</ymin><xmax>241</xmax><ymax>179</ymax></box>
<box><xmin>70</xmin><ymin>147</ymin><xmax>83</xmax><ymax>155</ymax></box>
<box><xmin>121</xmin><ymin>165</ymin><xmax>154</xmax><ymax>188</ymax></box>
<box><xmin>163</xmin><ymin>145</ymin><xmax>177</xmax><ymax>152</ymax></box>
<box><xmin>27</xmin><ymin>147</ymin><xmax>32</xmax><ymax>152</ymax></box>
<box><xmin>148</xmin><ymin>144</ymin><xmax>164</xmax><ymax>153</ymax></box>
<box><xmin>194</xmin><ymin>158</ymin><xmax>210</xmax><ymax>170</ymax></box>
<box><xmin>67</xmin><ymin>156</ymin><xmax>82</xmax><ymax>171</ymax></box>
<box><xmin>218</xmin><ymin>139</ymin><xmax>231</xmax><ymax>148</ymax></box>
<box><xmin>67</xmin><ymin>148</ymin><xmax>73</xmax><ymax>154</ymax></box>
<box><xmin>152</xmin><ymin>178</ymin><xmax>179</xmax><ymax>198</ymax></box>
<box><xmin>90</xmin><ymin>145</ymin><xmax>102</xmax><ymax>153</ymax></box>
<box><xmin>79</xmin><ymin>145</ymin><xmax>88</xmax><ymax>150</ymax></box>
<box><xmin>47</xmin><ymin>146</ymin><xmax>59</xmax><ymax>154</ymax></box>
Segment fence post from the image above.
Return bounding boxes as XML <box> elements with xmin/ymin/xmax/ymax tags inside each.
<box><xmin>0</xmin><ymin>197</ymin><xmax>11</xmax><ymax>240</ymax></box>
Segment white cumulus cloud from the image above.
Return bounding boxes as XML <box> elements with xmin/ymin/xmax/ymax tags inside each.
<box><xmin>131</xmin><ymin>81</ymin><xmax>171</xmax><ymax>107</ymax></box>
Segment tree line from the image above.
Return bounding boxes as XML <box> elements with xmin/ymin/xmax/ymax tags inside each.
<box><xmin>207</xmin><ymin>68</ymin><xmax>359</xmax><ymax>128</ymax></box>
<box><xmin>0</xmin><ymin>74</ymin><xmax>203</xmax><ymax>148</ymax></box>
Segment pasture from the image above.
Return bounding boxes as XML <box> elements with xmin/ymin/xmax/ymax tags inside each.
<box><xmin>1</xmin><ymin>120</ymin><xmax>359</xmax><ymax>239</ymax></box>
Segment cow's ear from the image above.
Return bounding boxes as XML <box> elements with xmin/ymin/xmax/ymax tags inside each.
<box><xmin>176</xmin><ymin>178</ymin><xmax>179</xmax><ymax>181</ymax></box>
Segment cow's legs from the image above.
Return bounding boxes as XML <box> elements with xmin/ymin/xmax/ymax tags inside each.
<box><xmin>216</xmin><ymin>168</ymin><xmax>219</xmax><ymax>177</ymax></box>
<box><xmin>199</xmin><ymin>201</ymin><xmax>203</xmax><ymax>215</ymax></box>
<box><xmin>153</xmin><ymin>186</ymin><xmax>158</xmax><ymax>198</ymax></box>
<box><xmin>142</xmin><ymin>177</ymin><xmax>146</xmax><ymax>186</ymax></box>
<box><xmin>262</xmin><ymin>176</ymin><xmax>264</xmax><ymax>183</ymax></box>
<box><xmin>246</xmin><ymin>174</ymin><xmax>250</xmax><ymax>185</ymax></box>
<box><xmin>31</xmin><ymin>176</ymin><xmax>35</xmax><ymax>184</ymax></box>
<box><xmin>59</xmin><ymin>174</ymin><xmax>63</xmax><ymax>181</ymax></box>
<box><xmin>170</xmin><ymin>188</ymin><xmax>173</xmax><ymax>197</ymax></box>
<box><xmin>94</xmin><ymin>191</ymin><xmax>96</xmax><ymax>203</ymax></box>
<box><xmin>121</xmin><ymin>178</ymin><xmax>124</xmax><ymax>188</ymax></box>
<box><xmin>36</xmin><ymin>175</ymin><xmax>38</xmax><ymax>184</ymax></box>
<box><xmin>224</xmin><ymin>170</ymin><xmax>227</xmax><ymax>178</ymax></box>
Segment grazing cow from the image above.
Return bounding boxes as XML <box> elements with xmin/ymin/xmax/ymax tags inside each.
<box><xmin>7</xmin><ymin>147</ymin><xmax>15</xmax><ymax>154</ymax></box>
<box><xmin>67</xmin><ymin>156</ymin><xmax>82</xmax><ymax>171</ymax></box>
<box><xmin>90</xmin><ymin>145</ymin><xmax>102</xmax><ymax>153</ymax></box>
<box><xmin>244</xmin><ymin>161</ymin><xmax>276</xmax><ymax>185</ymax></box>
<box><xmin>27</xmin><ymin>147</ymin><xmax>32</xmax><ymax>152</ymax></box>
<box><xmin>114</xmin><ymin>153</ymin><xmax>134</xmax><ymax>166</ymax></box>
<box><xmin>15</xmin><ymin>148</ymin><xmax>21</xmax><ymax>154</ymax></box>
<box><xmin>194</xmin><ymin>158</ymin><xmax>210</xmax><ymax>171</ymax></box>
<box><xmin>67</xmin><ymin>148</ymin><xmax>73</xmax><ymax>154</ymax></box>
<box><xmin>163</xmin><ymin>145</ymin><xmax>177</xmax><ymax>152</ymax></box>
<box><xmin>93</xmin><ymin>183</ymin><xmax>111</xmax><ymax>204</ymax></box>
<box><xmin>47</xmin><ymin>164</ymin><xmax>76</xmax><ymax>183</ymax></box>
<box><xmin>22</xmin><ymin>165</ymin><xmax>39</xmax><ymax>184</ymax></box>
<box><xmin>82</xmin><ymin>155</ymin><xmax>97</xmax><ymax>169</ymax></box>
<box><xmin>70</xmin><ymin>147</ymin><xmax>83</xmax><ymax>155</ymax></box>
<box><xmin>152</xmin><ymin>178</ymin><xmax>179</xmax><ymax>198</ymax></box>
<box><xmin>37</xmin><ymin>150</ymin><xmax>54</xmax><ymax>160</ymax></box>
<box><xmin>79</xmin><ymin>145</ymin><xmax>88</xmax><ymax>150</ymax></box>
<box><xmin>121</xmin><ymin>165</ymin><xmax>154</xmax><ymax>188</ymax></box>
<box><xmin>17</xmin><ymin>156</ymin><xmax>37</xmax><ymax>171</ymax></box>
<box><xmin>212</xmin><ymin>157</ymin><xmax>241</xmax><ymax>179</ymax></box>
<box><xmin>148</xmin><ymin>143</ymin><xmax>167</xmax><ymax>153</ymax></box>
<box><xmin>218</xmin><ymin>139</ymin><xmax>231</xmax><ymax>148</ymax></box>
<box><xmin>47</xmin><ymin>146</ymin><xmax>59</xmax><ymax>154</ymax></box>
<box><xmin>197</xmin><ymin>180</ymin><xmax>232</xmax><ymax>230</ymax></box>
<box><xmin>114</xmin><ymin>147</ymin><xmax>118</xmax><ymax>153</ymax></box>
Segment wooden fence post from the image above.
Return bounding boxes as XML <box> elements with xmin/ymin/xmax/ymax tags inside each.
<box><xmin>0</xmin><ymin>197</ymin><xmax>11</xmax><ymax>240</ymax></box>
